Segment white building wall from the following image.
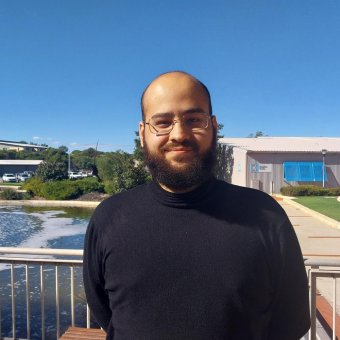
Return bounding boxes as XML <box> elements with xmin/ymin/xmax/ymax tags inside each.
<box><xmin>230</xmin><ymin>148</ymin><xmax>247</xmax><ymax>187</ymax></box>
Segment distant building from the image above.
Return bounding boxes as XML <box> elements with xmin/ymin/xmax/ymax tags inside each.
<box><xmin>0</xmin><ymin>160</ymin><xmax>43</xmax><ymax>177</ymax></box>
<box><xmin>0</xmin><ymin>140</ymin><xmax>48</xmax><ymax>152</ymax></box>
<box><xmin>218</xmin><ymin>137</ymin><xmax>340</xmax><ymax>194</ymax></box>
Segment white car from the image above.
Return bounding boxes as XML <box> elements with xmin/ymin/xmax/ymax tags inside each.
<box><xmin>68</xmin><ymin>172</ymin><xmax>83</xmax><ymax>180</ymax></box>
<box><xmin>2</xmin><ymin>173</ymin><xmax>17</xmax><ymax>183</ymax></box>
<box><xmin>18</xmin><ymin>173</ymin><xmax>30</xmax><ymax>182</ymax></box>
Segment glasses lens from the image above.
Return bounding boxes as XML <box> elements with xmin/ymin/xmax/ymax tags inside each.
<box><xmin>183</xmin><ymin>113</ymin><xmax>209</xmax><ymax>129</ymax></box>
<box><xmin>148</xmin><ymin>112</ymin><xmax>210</xmax><ymax>135</ymax></box>
<box><xmin>150</xmin><ymin>115</ymin><xmax>173</xmax><ymax>134</ymax></box>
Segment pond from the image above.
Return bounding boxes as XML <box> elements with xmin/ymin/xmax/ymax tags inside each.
<box><xmin>0</xmin><ymin>204</ymin><xmax>94</xmax><ymax>340</ymax></box>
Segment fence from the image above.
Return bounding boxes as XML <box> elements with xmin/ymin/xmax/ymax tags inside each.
<box><xmin>0</xmin><ymin>248</ymin><xmax>339</xmax><ymax>340</ymax></box>
<box><xmin>0</xmin><ymin>247</ymin><xmax>88</xmax><ymax>340</ymax></box>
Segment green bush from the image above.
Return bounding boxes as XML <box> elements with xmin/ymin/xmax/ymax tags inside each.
<box><xmin>103</xmin><ymin>180</ymin><xmax>119</xmax><ymax>195</ymax></box>
<box><xmin>328</xmin><ymin>187</ymin><xmax>340</xmax><ymax>196</ymax></box>
<box><xmin>22</xmin><ymin>178</ymin><xmax>44</xmax><ymax>197</ymax></box>
<box><xmin>22</xmin><ymin>177</ymin><xmax>105</xmax><ymax>200</ymax></box>
<box><xmin>40</xmin><ymin>180</ymin><xmax>81</xmax><ymax>200</ymax></box>
<box><xmin>0</xmin><ymin>189</ymin><xmax>27</xmax><ymax>200</ymax></box>
<box><xmin>75</xmin><ymin>177</ymin><xmax>104</xmax><ymax>194</ymax></box>
<box><xmin>280</xmin><ymin>185</ymin><xmax>340</xmax><ymax>197</ymax></box>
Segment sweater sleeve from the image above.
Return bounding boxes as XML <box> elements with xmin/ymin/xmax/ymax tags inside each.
<box><xmin>83</xmin><ymin>214</ymin><xmax>112</xmax><ymax>332</ymax></box>
<box><xmin>267</xmin><ymin>218</ymin><xmax>310</xmax><ymax>339</ymax></box>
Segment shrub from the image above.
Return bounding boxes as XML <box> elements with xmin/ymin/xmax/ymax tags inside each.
<box><xmin>40</xmin><ymin>180</ymin><xmax>81</xmax><ymax>200</ymax></box>
<box><xmin>280</xmin><ymin>185</ymin><xmax>340</xmax><ymax>197</ymax></box>
<box><xmin>0</xmin><ymin>189</ymin><xmax>25</xmax><ymax>200</ymax></box>
<box><xmin>22</xmin><ymin>178</ymin><xmax>44</xmax><ymax>197</ymax></box>
<box><xmin>22</xmin><ymin>177</ymin><xmax>105</xmax><ymax>200</ymax></box>
<box><xmin>75</xmin><ymin>177</ymin><xmax>104</xmax><ymax>194</ymax></box>
<box><xmin>328</xmin><ymin>187</ymin><xmax>340</xmax><ymax>196</ymax></box>
<box><xmin>35</xmin><ymin>161</ymin><xmax>68</xmax><ymax>181</ymax></box>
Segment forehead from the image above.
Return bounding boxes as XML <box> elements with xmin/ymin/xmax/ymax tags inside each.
<box><xmin>143</xmin><ymin>74</ymin><xmax>210</xmax><ymax>118</ymax></box>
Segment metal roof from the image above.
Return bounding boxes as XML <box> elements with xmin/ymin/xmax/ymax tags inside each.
<box><xmin>0</xmin><ymin>160</ymin><xmax>43</xmax><ymax>165</ymax></box>
<box><xmin>218</xmin><ymin>137</ymin><xmax>340</xmax><ymax>153</ymax></box>
<box><xmin>0</xmin><ymin>140</ymin><xmax>48</xmax><ymax>149</ymax></box>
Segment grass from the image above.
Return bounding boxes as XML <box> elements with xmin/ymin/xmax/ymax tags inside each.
<box><xmin>295</xmin><ymin>196</ymin><xmax>340</xmax><ymax>222</ymax></box>
<box><xmin>0</xmin><ymin>182</ymin><xmax>21</xmax><ymax>186</ymax></box>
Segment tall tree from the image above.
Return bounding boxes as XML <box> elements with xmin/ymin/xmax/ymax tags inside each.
<box><xmin>216</xmin><ymin>123</ymin><xmax>234</xmax><ymax>182</ymax></box>
<box><xmin>133</xmin><ymin>131</ymin><xmax>144</xmax><ymax>162</ymax></box>
<box><xmin>35</xmin><ymin>147</ymin><xmax>68</xmax><ymax>181</ymax></box>
<box><xmin>96</xmin><ymin>151</ymin><xmax>150</xmax><ymax>194</ymax></box>
<box><xmin>247</xmin><ymin>131</ymin><xmax>266</xmax><ymax>138</ymax></box>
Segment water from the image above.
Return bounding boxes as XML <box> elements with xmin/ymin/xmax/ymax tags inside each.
<box><xmin>0</xmin><ymin>204</ymin><xmax>93</xmax><ymax>340</ymax></box>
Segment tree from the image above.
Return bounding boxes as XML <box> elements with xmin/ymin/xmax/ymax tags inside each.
<box><xmin>71</xmin><ymin>149</ymin><xmax>100</xmax><ymax>171</ymax></box>
<box><xmin>133</xmin><ymin>131</ymin><xmax>144</xmax><ymax>162</ymax></box>
<box><xmin>96</xmin><ymin>151</ymin><xmax>150</xmax><ymax>194</ymax></box>
<box><xmin>35</xmin><ymin>161</ymin><xmax>68</xmax><ymax>181</ymax></box>
<box><xmin>247</xmin><ymin>131</ymin><xmax>266</xmax><ymax>138</ymax></box>
<box><xmin>35</xmin><ymin>147</ymin><xmax>68</xmax><ymax>181</ymax></box>
<box><xmin>215</xmin><ymin>123</ymin><xmax>234</xmax><ymax>182</ymax></box>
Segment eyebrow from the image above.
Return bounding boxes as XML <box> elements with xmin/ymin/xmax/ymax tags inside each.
<box><xmin>150</xmin><ymin>108</ymin><xmax>207</xmax><ymax>118</ymax></box>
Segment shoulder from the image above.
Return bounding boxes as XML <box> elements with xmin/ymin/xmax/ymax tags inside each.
<box><xmin>213</xmin><ymin>180</ymin><xmax>288</xmax><ymax>224</ymax></box>
<box><xmin>91</xmin><ymin>182</ymin><xmax>151</xmax><ymax>222</ymax></box>
<box><xmin>214</xmin><ymin>179</ymin><xmax>278</xmax><ymax>205</ymax></box>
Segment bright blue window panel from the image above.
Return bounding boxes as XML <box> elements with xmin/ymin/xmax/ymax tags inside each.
<box><xmin>283</xmin><ymin>162</ymin><xmax>327</xmax><ymax>182</ymax></box>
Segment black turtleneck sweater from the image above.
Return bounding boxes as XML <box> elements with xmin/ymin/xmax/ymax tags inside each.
<box><xmin>83</xmin><ymin>179</ymin><xmax>310</xmax><ymax>340</ymax></box>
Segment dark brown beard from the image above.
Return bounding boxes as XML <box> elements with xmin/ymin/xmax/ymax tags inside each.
<box><xmin>143</xmin><ymin>129</ymin><xmax>217</xmax><ymax>191</ymax></box>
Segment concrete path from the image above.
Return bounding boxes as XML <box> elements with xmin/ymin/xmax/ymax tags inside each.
<box><xmin>279</xmin><ymin>198</ymin><xmax>340</xmax><ymax>259</ymax></box>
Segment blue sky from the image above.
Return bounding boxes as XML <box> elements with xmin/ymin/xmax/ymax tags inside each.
<box><xmin>1</xmin><ymin>1</ymin><xmax>339</xmax><ymax>153</ymax></box>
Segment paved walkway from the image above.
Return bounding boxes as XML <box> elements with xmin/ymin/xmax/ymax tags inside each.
<box><xmin>278</xmin><ymin>197</ymin><xmax>340</xmax><ymax>339</ymax></box>
<box><xmin>279</xmin><ymin>198</ymin><xmax>340</xmax><ymax>259</ymax></box>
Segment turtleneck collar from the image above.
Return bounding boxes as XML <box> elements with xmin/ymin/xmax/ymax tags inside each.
<box><xmin>148</xmin><ymin>177</ymin><xmax>217</xmax><ymax>208</ymax></box>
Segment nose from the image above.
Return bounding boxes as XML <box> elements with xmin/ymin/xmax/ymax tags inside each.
<box><xmin>169</xmin><ymin>120</ymin><xmax>189</xmax><ymax>142</ymax></box>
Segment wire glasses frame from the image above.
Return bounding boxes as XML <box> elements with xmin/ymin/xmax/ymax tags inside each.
<box><xmin>144</xmin><ymin>112</ymin><xmax>212</xmax><ymax>136</ymax></box>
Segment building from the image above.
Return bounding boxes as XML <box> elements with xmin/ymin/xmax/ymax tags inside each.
<box><xmin>0</xmin><ymin>140</ymin><xmax>48</xmax><ymax>152</ymax></box>
<box><xmin>218</xmin><ymin>137</ymin><xmax>340</xmax><ymax>194</ymax></box>
<box><xmin>0</xmin><ymin>160</ymin><xmax>43</xmax><ymax>177</ymax></box>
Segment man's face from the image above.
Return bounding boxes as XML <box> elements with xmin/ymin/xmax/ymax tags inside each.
<box><xmin>139</xmin><ymin>73</ymin><xmax>218</xmax><ymax>192</ymax></box>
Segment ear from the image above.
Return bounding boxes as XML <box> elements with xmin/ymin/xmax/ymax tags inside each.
<box><xmin>139</xmin><ymin>121</ymin><xmax>145</xmax><ymax>148</ymax></box>
<box><xmin>211</xmin><ymin>115</ymin><xmax>218</xmax><ymax>130</ymax></box>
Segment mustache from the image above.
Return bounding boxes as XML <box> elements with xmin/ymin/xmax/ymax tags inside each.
<box><xmin>160</xmin><ymin>140</ymin><xmax>199</xmax><ymax>152</ymax></box>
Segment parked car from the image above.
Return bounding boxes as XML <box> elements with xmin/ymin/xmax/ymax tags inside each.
<box><xmin>18</xmin><ymin>173</ymin><xmax>30</xmax><ymax>182</ymax></box>
<box><xmin>68</xmin><ymin>172</ymin><xmax>83</xmax><ymax>180</ymax></box>
<box><xmin>23</xmin><ymin>171</ymin><xmax>34</xmax><ymax>178</ymax></box>
<box><xmin>2</xmin><ymin>173</ymin><xmax>17</xmax><ymax>183</ymax></box>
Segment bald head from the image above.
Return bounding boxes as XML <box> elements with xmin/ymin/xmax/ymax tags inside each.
<box><xmin>141</xmin><ymin>71</ymin><xmax>212</xmax><ymax>119</ymax></box>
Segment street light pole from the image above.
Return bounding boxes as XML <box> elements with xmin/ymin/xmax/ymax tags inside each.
<box><xmin>68</xmin><ymin>152</ymin><xmax>71</xmax><ymax>173</ymax></box>
<box><xmin>321</xmin><ymin>149</ymin><xmax>327</xmax><ymax>188</ymax></box>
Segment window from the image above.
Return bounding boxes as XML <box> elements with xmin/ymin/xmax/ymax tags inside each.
<box><xmin>283</xmin><ymin>162</ymin><xmax>327</xmax><ymax>182</ymax></box>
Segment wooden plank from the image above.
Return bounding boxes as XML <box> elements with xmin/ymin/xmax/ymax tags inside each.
<box><xmin>59</xmin><ymin>326</ymin><xmax>106</xmax><ymax>340</ymax></box>
<box><xmin>316</xmin><ymin>294</ymin><xmax>340</xmax><ymax>339</ymax></box>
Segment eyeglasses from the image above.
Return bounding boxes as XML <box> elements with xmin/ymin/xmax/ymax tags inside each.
<box><xmin>144</xmin><ymin>112</ymin><xmax>211</xmax><ymax>136</ymax></box>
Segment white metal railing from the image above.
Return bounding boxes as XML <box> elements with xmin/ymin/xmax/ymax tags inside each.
<box><xmin>304</xmin><ymin>258</ymin><xmax>340</xmax><ymax>340</ymax></box>
<box><xmin>0</xmin><ymin>248</ymin><xmax>339</xmax><ymax>340</ymax></box>
<box><xmin>0</xmin><ymin>247</ymin><xmax>88</xmax><ymax>340</ymax></box>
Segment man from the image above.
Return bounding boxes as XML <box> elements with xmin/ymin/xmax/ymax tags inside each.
<box><xmin>83</xmin><ymin>71</ymin><xmax>310</xmax><ymax>340</ymax></box>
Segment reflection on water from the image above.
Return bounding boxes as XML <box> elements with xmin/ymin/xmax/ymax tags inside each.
<box><xmin>0</xmin><ymin>205</ymin><xmax>92</xmax><ymax>249</ymax></box>
<box><xmin>0</xmin><ymin>205</ymin><xmax>93</xmax><ymax>340</ymax></box>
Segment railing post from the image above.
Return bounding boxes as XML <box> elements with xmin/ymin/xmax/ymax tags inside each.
<box><xmin>0</xmin><ymin>268</ymin><xmax>2</xmax><ymax>338</ymax></box>
<box><xmin>87</xmin><ymin>304</ymin><xmax>91</xmax><ymax>328</ymax></box>
<box><xmin>11</xmin><ymin>264</ymin><xmax>16</xmax><ymax>340</ymax></box>
<box><xmin>309</xmin><ymin>271</ymin><xmax>316</xmax><ymax>340</ymax></box>
<box><xmin>40</xmin><ymin>265</ymin><xmax>45</xmax><ymax>340</ymax></box>
<box><xmin>56</xmin><ymin>265</ymin><xmax>60</xmax><ymax>339</ymax></box>
<box><xmin>332</xmin><ymin>276</ymin><xmax>337</xmax><ymax>340</ymax></box>
<box><xmin>71</xmin><ymin>266</ymin><xmax>75</xmax><ymax>326</ymax></box>
<box><xmin>26</xmin><ymin>264</ymin><xmax>31</xmax><ymax>340</ymax></box>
